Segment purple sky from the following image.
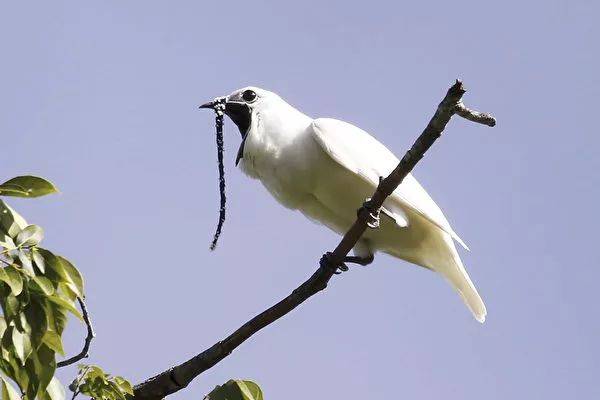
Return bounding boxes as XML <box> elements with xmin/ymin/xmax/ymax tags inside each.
<box><xmin>1</xmin><ymin>1</ymin><xmax>598</xmax><ymax>399</ymax></box>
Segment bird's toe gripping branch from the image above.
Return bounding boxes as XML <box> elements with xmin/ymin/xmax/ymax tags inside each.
<box><xmin>319</xmin><ymin>252</ymin><xmax>375</xmax><ymax>274</ymax></box>
<box><xmin>358</xmin><ymin>199</ymin><xmax>381</xmax><ymax>229</ymax></box>
<box><xmin>356</xmin><ymin>176</ymin><xmax>385</xmax><ymax>229</ymax></box>
<box><xmin>320</xmin><ymin>252</ymin><xmax>348</xmax><ymax>274</ymax></box>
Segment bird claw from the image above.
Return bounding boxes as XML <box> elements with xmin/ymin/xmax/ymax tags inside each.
<box><xmin>319</xmin><ymin>252</ymin><xmax>349</xmax><ymax>274</ymax></box>
<box><xmin>357</xmin><ymin>199</ymin><xmax>380</xmax><ymax>229</ymax></box>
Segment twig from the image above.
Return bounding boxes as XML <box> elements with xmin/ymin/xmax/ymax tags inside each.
<box><xmin>57</xmin><ymin>297</ymin><xmax>96</xmax><ymax>368</ymax></box>
<box><xmin>455</xmin><ymin>101</ymin><xmax>496</xmax><ymax>127</ymax></box>
<box><xmin>69</xmin><ymin>365</ymin><xmax>92</xmax><ymax>400</ymax></box>
<box><xmin>133</xmin><ymin>80</ymin><xmax>496</xmax><ymax>400</ymax></box>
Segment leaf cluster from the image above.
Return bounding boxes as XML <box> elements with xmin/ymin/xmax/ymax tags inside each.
<box><xmin>0</xmin><ymin>177</ymin><xmax>80</xmax><ymax>400</ymax></box>
<box><xmin>1</xmin><ymin>177</ymin><xmax>265</xmax><ymax>400</ymax></box>
<box><xmin>205</xmin><ymin>380</ymin><xmax>263</xmax><ymax>400</ymax></box>
<box><xmin>69</xmin><ymin>365</ymin><xmax>133</xmax><ymax>400</ymax></box>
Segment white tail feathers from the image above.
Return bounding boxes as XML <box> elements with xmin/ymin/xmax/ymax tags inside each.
<box><xmin>439</xmin><ymin>236</ymin><xmax>487</xmax><ymax>323</ymax></box>
<box><xmin>416</xmin><ymin>231</ymin><xmax>487</xmax><ymax>323</ymax></box>
<box><xmin>450</xmin><ymin>270</ymin><xmax>487</xmax><ymax>323</ymax></box>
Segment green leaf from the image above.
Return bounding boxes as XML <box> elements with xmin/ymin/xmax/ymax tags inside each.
<box><xmin>207</xmin><ymin>380</ymin><xmax>264</xmax><ymax>400</ymax></box>
<box><xmin>24</xmin><ymin>356</ymin><xmax>41</xmax><ymax>399</ymax></box>
<box><xmin>42</xmin><ymin>330</ymin><xmax>64</xmax><ymax>356</ymax></box>
<box><xmin>0</xmin><ymin>265</ymin><xmax>23</xmax><ymax>295</ymax></box>
<box><xmin>32</xmin><ymin>248</ymin><xmax>46</xmax><ymax>273</ymax></box>
<box><xmin>114</xmin><ymin>377</ymin><xmax>133</xmax><ymax>396</ymax></box>
<box><xmin>1</xmin><ymin>325</ymin><xmax>15</xmax><ymax>361</ymax></box>
<box><xmin>17</xmin><ymin>312</ymin><xmax>32</xmax><ymax>334</ymax></box>
<box><xmin>7</xmin><ymin>354</ymin><xmax>31</xmax><ymax>395</ymax></box>
<box><xmin>2</xmin><ymin>293</ymin><xmax>21</xmax><ymax>319</ymax></box>
<box><xmin>45</xmin><ymin>300</ymin><xmax>68</xmax><ymax>335</ymax></box>
<box><xmin>57</xmin><ymin>256</ymin><xmax>84</xmax><ymax>298</ymax></box>
<box><xmin>237</xmin><ymin>380</ymin><xmax>263</xmax><ymax>400</ymax></box>
<box><xmin>0</xmin><ymin>200</ymin><xmax>27</xmax><ymax>238</ymax></box>
<box><xmin>0</xmin><ymin>316</ymin><xmax>6</xmax><ymax>338</ymax></box>
<box><xmin>0</xmin><ymin>230</ymin><xmax>16</xmax><ymax>250</ymax></box>
<box><xmin>38</xmin><ymin>249</ymin><xmax>84</xmax><ymax>298</ymax></box>
<box><xmin>16</xmin><ymin>225</ymin><xmax>44</xmax><ymax>247</ymax></box>
<box><xmin>0</xmin><ymin>317</ymin><xmax>8</xmax><ymax>361</ymax></box>
<box><xmin>46</xmin><ymin>295</ymin><xmax>83</xmax><ymax>321</ymax></box>
<box><xmin>32</xmin><ymin>276</ymin><xmax>55</xmax><ymax>296</ymax></box>
<box><xmin>12</xmin><ymin>328</ymin><xmax>33</xmax><ymax>365</ymax></box>
<box><xmin>45</xmin><ymin>377</ymin><xmax>65</xmax><ymax>400</ymax></box>
<box><xmin>57</xmin><ymin>282</ymin><xmax>77</xmax><ymax>302</ymax></box>
<box><xmin>32</xmin><ymin>344</ymin><xmax>56</xmax><ymax>396</ymax></box>
<box><xmin>1</xmin><ymin>377</ymin><xmax>21</xmax><ymax>400</ymax></box>
<box><xmin>37</xmin><ymin>249</ymin><xmax>62</xmax><ymax>282</ymax></box>
<box><xmin>17</xmin><ymin>249</ymin><xmax>35</xmax><ymax>275</ymax></box>
<box><xmin>0</xmin><ymin>176</ymin><xmax>59</xmax><ymax>198</ymax></box>
<box><xmin>24</xmin><ymin>297</ymin><xmax>48</xmax><ymax>350</ymax></box>
<box><xmin>85</xmin><ymin>365</ymin><xmax>106</xmax><ymax>381</ymax></box>
<box><xmin>74</xmin><ymin>365</ymin><xmax>133</xmax><ymax>400</ymax></box>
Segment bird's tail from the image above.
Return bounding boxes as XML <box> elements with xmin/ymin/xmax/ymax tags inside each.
<box><xmin>434</xmin><ymin>233</ymin><xmax>487</xmax><ymax>323</ymax></box>
<box><xmin>395</xmin><ymin>228</ymin><xmax>487</xmax><ymax>323</ymax></box>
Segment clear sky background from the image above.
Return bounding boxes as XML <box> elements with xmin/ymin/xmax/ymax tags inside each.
<box><xmin>1</xmin><ymin>1</ymin><xmax>598</xmax><ymax>399</ymax></box>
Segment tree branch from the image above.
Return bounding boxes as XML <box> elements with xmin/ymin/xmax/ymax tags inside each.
<box><xmin>57</xmin><ymin>297</ymin><xmax>96</xmax><ymax>368</ymax></box>
<box><xmin>133</xmin><ymin>80</ymin><xmax>496</xmax><ymax>400</ymax></box>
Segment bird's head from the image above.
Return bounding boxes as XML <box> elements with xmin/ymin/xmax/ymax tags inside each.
<box><xmin>200</xmin><ymin>86</ymin><xmax>279</xmax><ymax>138</ymax></box>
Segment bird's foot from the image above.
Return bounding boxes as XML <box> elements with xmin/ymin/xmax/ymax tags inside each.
<box><xmin>320</xmin><ymin>252</ymin><xmax>348</xmax><ymax>274</ymax></box>
<box><xmin>357</xmin><ymin>199</ymin><xmax>380</xmax><ymax>229</ymax></box>
<box><xmin>320</xmin><ymin>252</ymin><xmax>375</xmax><ymax>274</ymax></box>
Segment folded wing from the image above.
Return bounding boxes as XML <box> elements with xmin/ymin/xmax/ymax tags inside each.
<box><xmin>311</xmin><ymin>118</ymin><xmax>468</xmax><ymax>249</ymax></box>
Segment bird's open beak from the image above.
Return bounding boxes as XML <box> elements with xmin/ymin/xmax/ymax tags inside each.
<box><xmin>199</xmin><ymin>100</ymin><xmax>216</xmax><ymax>109</ymax></box>
<box><xmin>198</xmin><ymin>94</ymin><xmax>251</xmax><ymax>165</ymax></box>
<box><xmin>199</xmin><ymin>95</ymin><xmax>230</xmax><ymax>110</ymax></box>
<box><xmin>199</xmin><ymin>95</ymin><xmax>250</xmax><ymax>139</ymax></box>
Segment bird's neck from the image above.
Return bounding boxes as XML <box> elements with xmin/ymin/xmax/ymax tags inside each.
<box><xmin>238</xmin><ymin>103</ymin><xmax>312</xmax><ymax>178</ymax></box>
<box><xmin>254</xmin><ymin>102</ymin><xmax>312</xmax><ymax>145</ymax></box>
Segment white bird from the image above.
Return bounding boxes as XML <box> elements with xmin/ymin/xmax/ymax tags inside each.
<box><xmin>201</xmin><ymin>86</ymin><xmax>486</xmax><ymax>323</ymax></box>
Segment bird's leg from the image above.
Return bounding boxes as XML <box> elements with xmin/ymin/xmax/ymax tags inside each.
<box><xmin>357</xmin><ymin>198</ymin><xmax>381</xmax><ymax>229</ymax></box>
<box><xmin>319</xmin><ymin>252</ymin><xmax>374</xmax><ymax>274</ymax></box>
<box><xmin>343</xmin><ymin>254</ymin><xmax>375</xmax><ymax>266</ymax></box>
<box><xmin>356</xmin><ymin>176</ymin><xmax>384</xmax><ymax>229</ymax></box>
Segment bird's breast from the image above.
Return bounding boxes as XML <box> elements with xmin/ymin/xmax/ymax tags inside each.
<box><xmin>239</xmin><ymin>125</ymin><xmax>320</xmax><ymax>210</ymax></box>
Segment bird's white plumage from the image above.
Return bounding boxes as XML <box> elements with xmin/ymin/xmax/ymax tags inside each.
<box><xmin>311</xmin><ymin>118</ymin><xmax>469</xmax><ymax>250</ymax></box>
<box><xmin>226</xmin><ymin>87</ymin><xmax>486</xmax><ymax>323</ymax></box>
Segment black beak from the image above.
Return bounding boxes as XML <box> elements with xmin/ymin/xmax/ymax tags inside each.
<box><xmin>199</xmin><ymin>101</ymin><xmax>216</xmax><ymax>109</ymax></box>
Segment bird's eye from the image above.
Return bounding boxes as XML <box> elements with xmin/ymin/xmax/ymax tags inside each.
<box><xmin>242</xmin><ymin>90</ymin><xmax>257</xmax><ymax>103</ymax></box>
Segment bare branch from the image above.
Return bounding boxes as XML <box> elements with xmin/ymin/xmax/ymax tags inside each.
<box><xmin>133</xmin><ymin>80</ymin><xmax>495</xmax><ymax>400</ymax></box>
<box><xmin>455</xmin><ymin>101</ymin><xmax>496</xmax><ymax>127</ymax></box>
<box><xmin>57</xmin><ymin>297</ymin><xmax>96</xmax><ymax>368</ymax></box>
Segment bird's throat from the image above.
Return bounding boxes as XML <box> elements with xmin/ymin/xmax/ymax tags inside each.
<box><xmin>224</xmin><ymin>102</ymin><xmax>252</xmax><ymax>165</ymax></box>
<box><xmin>225</xmin><ymin>102</ymin><xmax>251</xmax><ymax>139</ymax></box>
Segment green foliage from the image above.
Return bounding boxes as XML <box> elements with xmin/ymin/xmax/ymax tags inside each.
<box><xmin>0</xmin><ymin>176</ymin><xmax>59</xmax><ymax>199</ymax></box>
<box><xmin>206</xmin><ymin>380</ymin><xmax>263</xmax><ymax>400</ymax></box>
<box><xmin>1</xmin><ymin>376</ymin><xmax>22</xmax><ymax>400</ymax></box>
<box><xmin>0</xmin><ymin>177</ymin><xmax>80</xmax><ymax>400</ymax></box>
<box><xmin>2</xmin><ymin>175</ymin><xmax>250</xmax><ymax>400</ymax></box>
<box><xmin>69</xmin><ymin>365</ymin><xmax>133</xmax><ymax>400</ymax></box>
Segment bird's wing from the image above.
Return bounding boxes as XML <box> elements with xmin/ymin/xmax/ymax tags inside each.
<box><xmin>311</xmin><ymin>118</ymin><xmax>468</xmax><ymax>250</ymax></box>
